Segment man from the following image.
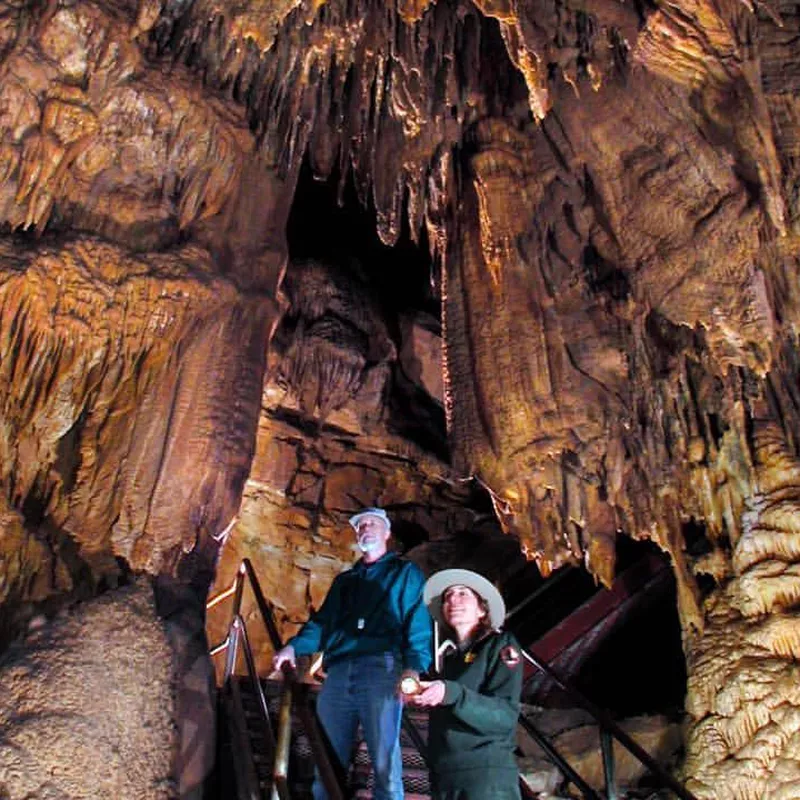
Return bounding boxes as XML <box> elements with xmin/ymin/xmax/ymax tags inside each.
<box><xmin>272</xmin><ymin>507</ymin><xmax>432</xmax><ymax>799</ymax></box>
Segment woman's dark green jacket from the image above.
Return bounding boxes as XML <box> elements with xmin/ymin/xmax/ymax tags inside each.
<box><xmin>428</xmin><ymin>629</ymin><xmax>523</xmax><ymax>799</ymax></box>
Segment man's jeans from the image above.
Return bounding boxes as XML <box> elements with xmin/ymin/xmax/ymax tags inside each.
<box><xmin>313</xmin><ymin>652</ymin><xmax>404</xmax><ymax>800</ymax></box>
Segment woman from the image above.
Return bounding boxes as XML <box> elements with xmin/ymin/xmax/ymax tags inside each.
<box><xmin>406</xmin><ymin>568</ymin><xmax>523</xmax><ymax>799</ymax></box>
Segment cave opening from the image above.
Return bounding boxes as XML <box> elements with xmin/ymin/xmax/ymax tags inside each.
<box><xmin>567</xmin><ymin>538</ymin><xmax>687</xmax><ymax>717</ymax></box>
<box><xmin>283</xmin><ymin>157</ymin><xmax>448</xmax><ymax>458</ymax></box>
<box><xmin>516</xmin><ymin>537</ymin><xmax>687</xmax><ymax>719</ymax></box>
<box><xmin>286</xmin><ymin>159</ymin><xmax>439</xmax><ymax>321</ymax></box>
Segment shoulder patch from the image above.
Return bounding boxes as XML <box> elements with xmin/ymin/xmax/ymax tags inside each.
<box><xmin>500</xmin><ymin>644</ymin><xmax>520</xmax><ymax>668</ymax></box>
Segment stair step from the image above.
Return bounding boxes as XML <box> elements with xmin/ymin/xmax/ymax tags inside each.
<box><xmin>224</xmin><ymin>677</ymin><xmax>434</xmax><ymax>800</ymax></box>
<box><xmin>352</xmin><ymin>751</ymin><xmax>427</xmax><ymax>771</ymax></box>
<box><xmin>354</xmin><ymin>794</ymin><xmax>430</xmax><ymax>800</ymax></box>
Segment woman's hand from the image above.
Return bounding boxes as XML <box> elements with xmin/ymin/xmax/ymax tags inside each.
<box><xmin>406</xmin><ymin>680</ymin><xmax>446</xmax><ymax>707</ymax></box>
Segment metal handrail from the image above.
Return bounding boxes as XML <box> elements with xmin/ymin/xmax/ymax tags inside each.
<box><xmin>600</xmin><ymin>729</ymin><xmax>617</xmax><ymax>800</ymax></box>
<box><xmin>520</xmin><ymin>647</ymin><xmax>697</xmax><ymax>800</ymax></box>
<box><xmin>210</xmin><ymin>559</ymin><xmax>284</xmax><ymax>655</ymax></box>
<box><xmin>517</xmin><ymin>713</ymin><xmax>603</xmax><ymax>800</ymax></box>
<box><xmin>209</xmin><ymin>559</ymin><xmax>348</xmax><ymax>800</ymax></box>
<box><xmin>293</xmin><ymin>682</ymin><xmax>346</xmax><ymax>800</ymax></box>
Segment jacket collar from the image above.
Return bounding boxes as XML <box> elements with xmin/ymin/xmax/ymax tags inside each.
<box><xmin>353</xmin><ymin>550</ymin><xmax>396</xmax><ymax>572</ymax></box>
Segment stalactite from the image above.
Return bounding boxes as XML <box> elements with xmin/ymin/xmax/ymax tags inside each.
<box><xmin>276</xmin><ymin>259</ymin><xmax>396</xmax><ymax>421</ymax></box>
<box><xmin>0</xmin><ymin>1</ymin><xmax>272</xmax><ymax>269</ymax></box>
<box><xmin>152</xmin><ymin>0</ymin><xmax>491</xmax><ymax>251</ymax></box>
<box><xmin>282</xmin><ymin>325</ymin><xmax>367</xmax><ymax>417</ymax></box>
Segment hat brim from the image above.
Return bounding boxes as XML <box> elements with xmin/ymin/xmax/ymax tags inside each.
<box><xmin>423</xmin><ymin>569</ymin><xmax>506</xmax><ymax>629</ymax></box>
<box><xmin>349</xmin><ymin>510</ymin><xmax>390</xmax><ymax>530</ymax></box>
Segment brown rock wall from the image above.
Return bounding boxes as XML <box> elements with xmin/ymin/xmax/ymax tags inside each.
<box><xmin>2</xmin><ymin>0</ymin><xmax>800</xmax><ymax>793</ymax></box>
<box><xmin>208</xmin><ymin>375</ymin><xmax>474</xmax><ymax>675</ymax></box>
<box><xmin>0</xmin><ymin>236</ymin><xmax>271</xmax><ymax>576</ymax></box>
<box><xmin>0</xmin><ymin>0</ymin><xmax>294</xmax><ymax>595</ymax></box>
<box><xmin>0</xmin><ymin>503</ymin><xmax>72</xmax><ymax>627</ymax></box>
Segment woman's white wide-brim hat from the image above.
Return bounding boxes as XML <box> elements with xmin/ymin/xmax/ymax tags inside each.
<box><xmin>423</xmin><ymin>569</ymin><xmax>506</xmax><ymax>629</ymax></box>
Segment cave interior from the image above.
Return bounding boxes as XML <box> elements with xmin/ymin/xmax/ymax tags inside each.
<box><xmin>2</xmin><ymin>0</ymin><xmax>800</xmax><ymax>798</ymax></box>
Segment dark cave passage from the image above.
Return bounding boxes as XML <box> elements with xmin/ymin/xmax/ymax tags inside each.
<box><xmin>286</xmin><ymin>159</ymin><xmax>439</xmax><ymax>320</ymax></box>
<box><xmin>283</xmin><ymin>158</ymin><xmax>448</xmax><ymax>459</ymax></box>
<box><xmin>513</xmin><ymin>537</ymin><xmax>687</xmax><ymax>717</ymax></box>
<box><xmin>570</xmin><ymin>539</ymin><xmax>687</xmax><ymax>717</ymax></box>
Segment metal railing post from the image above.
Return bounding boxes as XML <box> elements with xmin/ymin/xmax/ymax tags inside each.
<box><xmin>238</xmin><ymin>620</ymin><xmax>277</xmax><ymax>755</ymax></box>
<box><xmin>223</xmin><ymin>617</ymin><xmax>261</xmax><ymax>800</ymax></box>
<box><xmin>223</xmin><ymin>617</ymin><xmax>242</xmax><ymax>684</ymax></box>
<box><xmin>272</xmin><ymin>666</ymin><xmax>294</xmax><ymax>800</ymax></box>
<box><xmin>294</xmin><ymin>683</ymin><xmax>346</xmax><ymax>800</ymax></box>
<box><xmin>600</xmin><ymin>728</ymin><xmax>618</xmax><ymax>800</ymax></box>
<box><xmin>521</xmin><ymin>648</ymin><xmax>697</xmax><ymax>800</ymax></box>
<box><xmin>517</xmin><ymin>714</ymin><xmax>603</xmax><ymax>800</ymax></box>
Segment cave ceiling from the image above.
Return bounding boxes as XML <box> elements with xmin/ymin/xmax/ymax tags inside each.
<box><xmin>3</xmin><ymin>0</ymin><xmax>800</xmax><ymax>793</ymax></box>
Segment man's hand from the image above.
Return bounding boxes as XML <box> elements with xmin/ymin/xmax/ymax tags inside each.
<box><xmin>406</xmin><ymin>680</ymin><xmax>446</xmax><ymax>707</ymax></box>
<box><xmin>272</xmin><ymin>644</ymin><xmax>296</xmax><ymax>675</ymax></box>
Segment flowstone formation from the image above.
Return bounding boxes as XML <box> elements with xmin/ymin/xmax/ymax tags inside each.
<box><xmin>682</xmin><ymin>419</ymin><xmax>800</xmax><ymax>797</ymax></box>
<box><xmin>1</xmin><ymin>0</ymin><xmax>800</xmax><ymax>796</ymax></box>
<box><xmin>0</xmin><ymin>0</ymin><xmax>289</xmax><ymax>597</ymax></box>
<box><xmin>0</xmin><ymin>580</ymin><xmax>176</xmax><ymax>800</ymax></box>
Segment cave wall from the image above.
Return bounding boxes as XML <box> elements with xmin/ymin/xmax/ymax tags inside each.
<box><xmin>0</xmin><ymin>1</ymin><xmax>291</xmax><ymax>606</ymax></box>
<box><xmin>207</xmin><ymin>256</ymin><xmax>478</xmax><ymax>675</ymax></box>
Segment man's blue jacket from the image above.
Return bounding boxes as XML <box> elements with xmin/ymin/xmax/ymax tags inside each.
<box><xmin>288</xmin><ymin>552</ymin><xmax>432</xmax><ymax>673</ymax></box>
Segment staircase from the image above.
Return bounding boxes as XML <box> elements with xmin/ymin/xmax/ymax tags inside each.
<box><xmin>209</xmin><ymin>557</ymin><xmax>696</xmax><ymax>800</ymax></box>
<box><xmin>352</xmin><ymin>714</ymin><xmax>430</xmax><ymax>799</ymax></box>
<box><xmin>509</xmin><ymin>551</ymin><xmax>673</xmax><ymax>703</ymax></box>
<box><xmin>217</xmin><ymin>676</ymin><xmax>431</xmax><ymax>800</ymax></box>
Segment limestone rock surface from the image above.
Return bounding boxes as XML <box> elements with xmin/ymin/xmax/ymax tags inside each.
<box><xmin>3</xmin><ymin>0</ymin><xmax>800</xmax><ymax>795</ymax></box>
<box><xmin>518</xmin><ymin>708</ymin><xmax>682</xmax><ymax>796</ymax></box>
<box><xmin>0</xmin><ymin>579</ymin><xmax>176</xmax><ymax>800</ymax></box>
<box><xmin>208</xmin><ymin>257</ymin><xmax>474</xmax><ymax>674</ymax></box>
